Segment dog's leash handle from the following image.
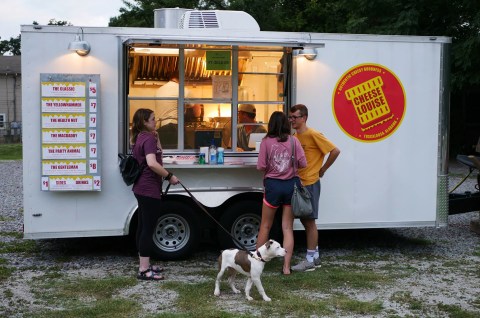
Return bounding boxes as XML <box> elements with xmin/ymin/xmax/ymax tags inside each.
<box><xmin>162</xmin><ymin>183</ymin><xmax>171</xmax><ymax>197</ymax></box>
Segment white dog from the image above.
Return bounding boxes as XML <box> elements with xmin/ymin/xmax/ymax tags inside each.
<box><xmin>214</xmin><ymin>239</ymin><xmax>287</xmax><ymax>301</ymax></box>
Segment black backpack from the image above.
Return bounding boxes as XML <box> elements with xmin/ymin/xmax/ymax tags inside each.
<box><xmin>118</xmin><ymin>153</ymin><xmax>144</xmax><ymax>186</ymax></box>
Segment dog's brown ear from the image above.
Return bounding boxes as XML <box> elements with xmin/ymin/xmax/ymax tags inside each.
<box><xmin>266</xmin><ymin>240</ymin><xmax>272</xmax><ymax>249</ymax></box>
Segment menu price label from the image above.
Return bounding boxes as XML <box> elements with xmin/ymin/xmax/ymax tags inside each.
<box><xmin>40</xmin><ymin>74</ymin><xmax>101</xmax><ymax>191</ymax></box>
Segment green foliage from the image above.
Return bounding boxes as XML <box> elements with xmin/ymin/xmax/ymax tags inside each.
<box><xmin>32</xmin><ymin>299</ymin><xmax>139</xmax><ymax>318</ymax></box>
<box><xmin>0</xmin><ymin>240</ymin><xmax>38</xmax><ymax>254</ymax></box>
<box><xmin>0</xmin><ymin>143</ymin><xmax>22</xmax><ymax>160</ymax></box>
<box><xmin>229</xmin><ymin>0</ymin><xmax>478</xmax><ymax>93</ymax></box>
<box><xmin>1</xmin><ymin>19</ymin><xmax>70</xmax><ymax>55</ymax></box>
<box><xmin>0</xmin><ymin>265</ymin><xmax>14</xmax><ymax>282</ymax></box>
<box><xmin>163</xmin><ymin>268</ymin><xmax>385</xmax><ymax>317</ymax></box>
<box><xmin>3</xmin><ymin>0</ymin><xmax>476</xmax><ymax>91</ymax></box>
<box><xmin>29</xmin><ymin>275</ymin><xmax>140</xmax><ymax>317</ymax></box>
<box><xmin>47</xmin><ymin>19</ymin><xmax>72</xmax><ymax>26</ymax></box>
<box><xmin>0</xmin><ymin>231</ymin><xmax>23</xmax><ymax>239</ymax></box>
<box><xmin>0</xmin><ymin>35</ymin><xmax>21</xmax><ymax>56</ymax></box>
<box><xmin>438</xmin><ymin>303</ymin><xmax>480</xmax><ymax>318</ymax></box>
<box><xmin>391</xmin><ymin>291</ymin><xmax>424</xmax><ymax>311</ymax></box>
<box><xmin>474</xmin><ymin>247</ymin><xmax>480</xmax><ymax>257</ymax></box>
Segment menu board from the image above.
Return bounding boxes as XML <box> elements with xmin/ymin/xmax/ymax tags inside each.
<box><xmin>40</xmin><ymin>74</ymin><xmax>101</xmax><ymax>191</ymax></box>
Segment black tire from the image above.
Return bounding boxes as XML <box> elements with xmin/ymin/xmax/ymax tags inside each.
<box><xmin>218</xmin><ymin>200</ymin><xmax>281</xmax><ymax>251</ymax></box>
<box><xmin>151</xmin><ymin>201</ymin><xmax>199</xmax><ymax>260</ymax></box>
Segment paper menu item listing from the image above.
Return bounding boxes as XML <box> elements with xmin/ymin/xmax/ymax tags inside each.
<box><xmin>41</xmin><ymin>82</ymin><xmax>86</xmax><ymax>97</ymax></box>
<box><xmin>41</xmin><ymin>97</ymin><xmax>86</xmax><ymax>113</ymax></box>
<box><xmin>40</xmin><ymin>74</ymin><xmax>101</xmax><ymax>191</ymax></box>
<box><xmin>42</xmin><ymin>176</ymin><xmax>101</xmax><ymax>191</ymax></box>
<box><xmin>42</xmin><ymin>144</ymin><xmax>86</xmax><ymax>160</ymax></box>
<box><xmin>42</xmin><ymin>160</ymin><xmax>87</xmax><ymax>175</ymax></box>
<box><xmin>42</xmin><ymin>129</ymin><xmax>86</xmax><ymax>144</ymax></box>
<box><xmin>42</xmin><ymin>113</ymin><xmax>86</xmax><ymax>129</ymax></box>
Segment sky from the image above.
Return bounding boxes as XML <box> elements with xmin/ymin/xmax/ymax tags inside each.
<box><xmin>0</xmin><ymin>0</ymin><xmax>125</xmax><ymax>41</ymax></box>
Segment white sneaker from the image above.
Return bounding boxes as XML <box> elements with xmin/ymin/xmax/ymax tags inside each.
<box><xmin>314</xmin><ymin>257</ymin><xmax>321</xmax><ymax>268</ymax></box>
<box><xmin>291</xmin><ymin>260</ymin><xmax>315</xmax><ymax>272</ymax></box>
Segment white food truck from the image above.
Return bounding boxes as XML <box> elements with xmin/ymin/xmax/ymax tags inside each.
<box><xmin>21</xmin><ymin>9</ymin><xmax>451</xmax><ymax>259</ymax></box>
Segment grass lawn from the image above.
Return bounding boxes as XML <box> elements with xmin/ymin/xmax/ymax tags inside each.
<box><xmin>0</xmin><ymin>143</ymin><xmax>22</xmax><ymax>160</ymax></box>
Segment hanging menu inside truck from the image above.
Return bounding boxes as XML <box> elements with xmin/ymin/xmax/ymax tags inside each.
<box><xmin>40</xmin><ymin>73</ymin><xmax>101</xmax><ymax>191</ymax></box>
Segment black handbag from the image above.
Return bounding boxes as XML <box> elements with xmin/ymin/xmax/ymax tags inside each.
<box><xmin>290</xmin><ymin>137</ymin><xmax>313</xmax><ymax>217</ymax></box>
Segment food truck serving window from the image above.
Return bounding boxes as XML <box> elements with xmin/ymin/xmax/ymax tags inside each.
<box><xmin>126</xmin><ymin>43</ymin><xmax>290</xmax><ymax>153</ymax></box>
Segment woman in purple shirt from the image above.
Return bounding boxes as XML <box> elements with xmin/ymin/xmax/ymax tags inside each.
<box><xmin>131</xmin><ymin>108</ymin><xmax>179</xmax><ymax>281</ymax></box>
<box><xmin>256</xmin><ymin>111</ymin><xmax>307</xmax><ymax>275</ymax></box>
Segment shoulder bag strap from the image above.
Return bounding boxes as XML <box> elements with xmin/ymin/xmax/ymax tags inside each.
<box><xmin>290</xmin><ymin>136</ymin><xmax>296</xmax><ymax>174</ymax></box>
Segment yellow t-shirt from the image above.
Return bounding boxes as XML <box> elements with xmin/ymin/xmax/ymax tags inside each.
<box><xmin>294</xmin><ymin>128</ymin><xmax>336</xmax><ymax>186</ymax></box>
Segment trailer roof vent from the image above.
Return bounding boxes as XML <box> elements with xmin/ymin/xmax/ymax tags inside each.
<box><xmin>179</xmin><ymin>10</ymin><xmax>260</xmax><ymax>31</ymax></box>
<box><xmin>181</xmin><ymin>11</ymin><xmax>219</xmax><ymax>28</ymax></box>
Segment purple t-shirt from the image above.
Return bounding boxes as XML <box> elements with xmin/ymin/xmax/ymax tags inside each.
<box><xmin>257</xmin><ymin>135</ymin><xmax>307</xmax><ymax>180</ymax></box>
<box><xmin>132</xmin><ymin>131</ymin><xmax>163</xmax><ymax>199</ymax></box>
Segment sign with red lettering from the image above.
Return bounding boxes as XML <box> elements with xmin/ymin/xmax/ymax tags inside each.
<box><xmin>332</xmin><ymin>64</ymin><xmax>406</xmax><ymax>142</ymax></box>
<box><xmin>40</xmin><ymin>73</ymin><xmax>101</xmax><ymax>191</ymax></box>
<box><xmin>48</xmin><ymin>176</ymin><xmax>94</xmax><ymax>191</ymax></box>
<box><xmin>41</xmin><ymin>82</ymin><xmax>86</xmax><ymax>97</ymax></box>
<box><xmin>42</xmin><ymin>160</ymin><xmax>87</xmax><ymax>175</ymax></box>
<box><xmin>42</xmin><ymin>129</ymin><xmax>86</xmax><ymax>143</ymax></box>
<box><xmin>42</xmin><ymin>113</ymin><xmax>86</xmax><ymax>129</ymax></box>
<box><xmin>42</xmin><ymin>144</ymin><xmax>86</xmax><ymax>159</ymax></box>
<box><xmin>41</xmin><ymin>98</ymin><xmax>86</xmax><ymax>113</ymax></box>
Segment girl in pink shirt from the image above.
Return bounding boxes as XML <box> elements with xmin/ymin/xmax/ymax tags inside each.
<box><xmin>256</xmin><ymin>111</ymin><xmax>306</xmax><ymax>275</ymax></box>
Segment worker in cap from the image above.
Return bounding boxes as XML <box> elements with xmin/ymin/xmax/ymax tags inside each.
<box><xmin>237</xmin><ymin>104</ymin><xmax>267</xmax><ymax>151</ymax></box>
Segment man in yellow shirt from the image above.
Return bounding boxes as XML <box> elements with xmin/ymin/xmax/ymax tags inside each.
<box><xmin>289</xmin><ymin>104</ymin><xmax>340</xmax><ymax>272</ymax></box>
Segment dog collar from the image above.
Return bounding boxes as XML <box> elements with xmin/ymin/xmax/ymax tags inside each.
<box><xmin>255</xmin><ymin>250</ymin><xmax>266</xmax><ymax>262</ymax></box>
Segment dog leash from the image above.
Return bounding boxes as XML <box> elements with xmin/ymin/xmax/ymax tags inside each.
<box><xmin>164</xmin><ymin>182</ymin><xmax>263</xmax><ymax>260</ymax></box>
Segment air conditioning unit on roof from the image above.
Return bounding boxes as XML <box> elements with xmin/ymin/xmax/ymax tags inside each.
<box><xmin>179</xmin><ymin>10</ymin><xmax>260</xmax><ymax>31</ymax></box>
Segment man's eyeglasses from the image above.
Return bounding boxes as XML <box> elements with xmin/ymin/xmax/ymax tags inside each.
<box><xmin>288</xmin><ymin>115</ymin><xmax>304</xmax><ymax>120</ymax></box>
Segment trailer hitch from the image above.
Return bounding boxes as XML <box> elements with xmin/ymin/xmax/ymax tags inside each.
<box><xmin>449</xmin><ymin>154</ymin><xmax>480</xmax><ymax>215</ymax></box>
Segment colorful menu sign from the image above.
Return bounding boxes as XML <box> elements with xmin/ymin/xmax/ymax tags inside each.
<box><xmin>40</xmin><ymin>74</ymin><xmax>101</xmax><ymax>191</ymax></box>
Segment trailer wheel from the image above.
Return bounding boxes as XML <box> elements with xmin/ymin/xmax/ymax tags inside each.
<box><xmin>151</xmin><ymin>201</ymin><xmax>199</xmax><ymax>260</ymax></box>
<box><xmin>218</xmin><ymin>201</ymin><xmax>283</xmax><ymax>250</ymax></box>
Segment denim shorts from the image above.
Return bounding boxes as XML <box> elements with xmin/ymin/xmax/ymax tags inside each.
<box><xmin>263</xmin><ymin>177</ymin><xmax>300</xmax><ymax>208</ymax></box>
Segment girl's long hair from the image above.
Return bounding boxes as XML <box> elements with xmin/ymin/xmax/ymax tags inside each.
<box><xmin>266</xmin><ymin>111</ymin><xmax>291</xmax><ymax>142</ymax></box>
<box><xmin>130</xmin><ymin>108</ymin><xmax>153</xmax><ymax>145</ymax></box>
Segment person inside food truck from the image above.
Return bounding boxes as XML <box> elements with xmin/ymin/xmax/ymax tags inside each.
<box><xmin>155</xmin><ymin>71</ymin><xmax>190</xmax><ymax>149</ymax></box>
<box><xmin>184</xmin><ymin>103</ymin><xmax>204</xmax><ymax>123</ymax></box>
<box><xmin>222</xmin><ymin>104</ymin><xmax>267</xmax><ymax>151</ymax></box>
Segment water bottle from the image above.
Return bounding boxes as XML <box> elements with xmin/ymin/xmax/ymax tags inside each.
<box><xmin>209</xmin><ymin>139</ymin><xmax>217</xmax><ymax>165</ymax></box>
<box><xmin>217</xmin><ymin>147</ymin><xmax>224</xmax><ymax>165</ymax></box>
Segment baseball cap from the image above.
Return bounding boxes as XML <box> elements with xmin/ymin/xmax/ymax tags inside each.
<box><xmin>239</xmin><ymin>104</ymin><xmax>256</xmax><ymax>114</ymax></box>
